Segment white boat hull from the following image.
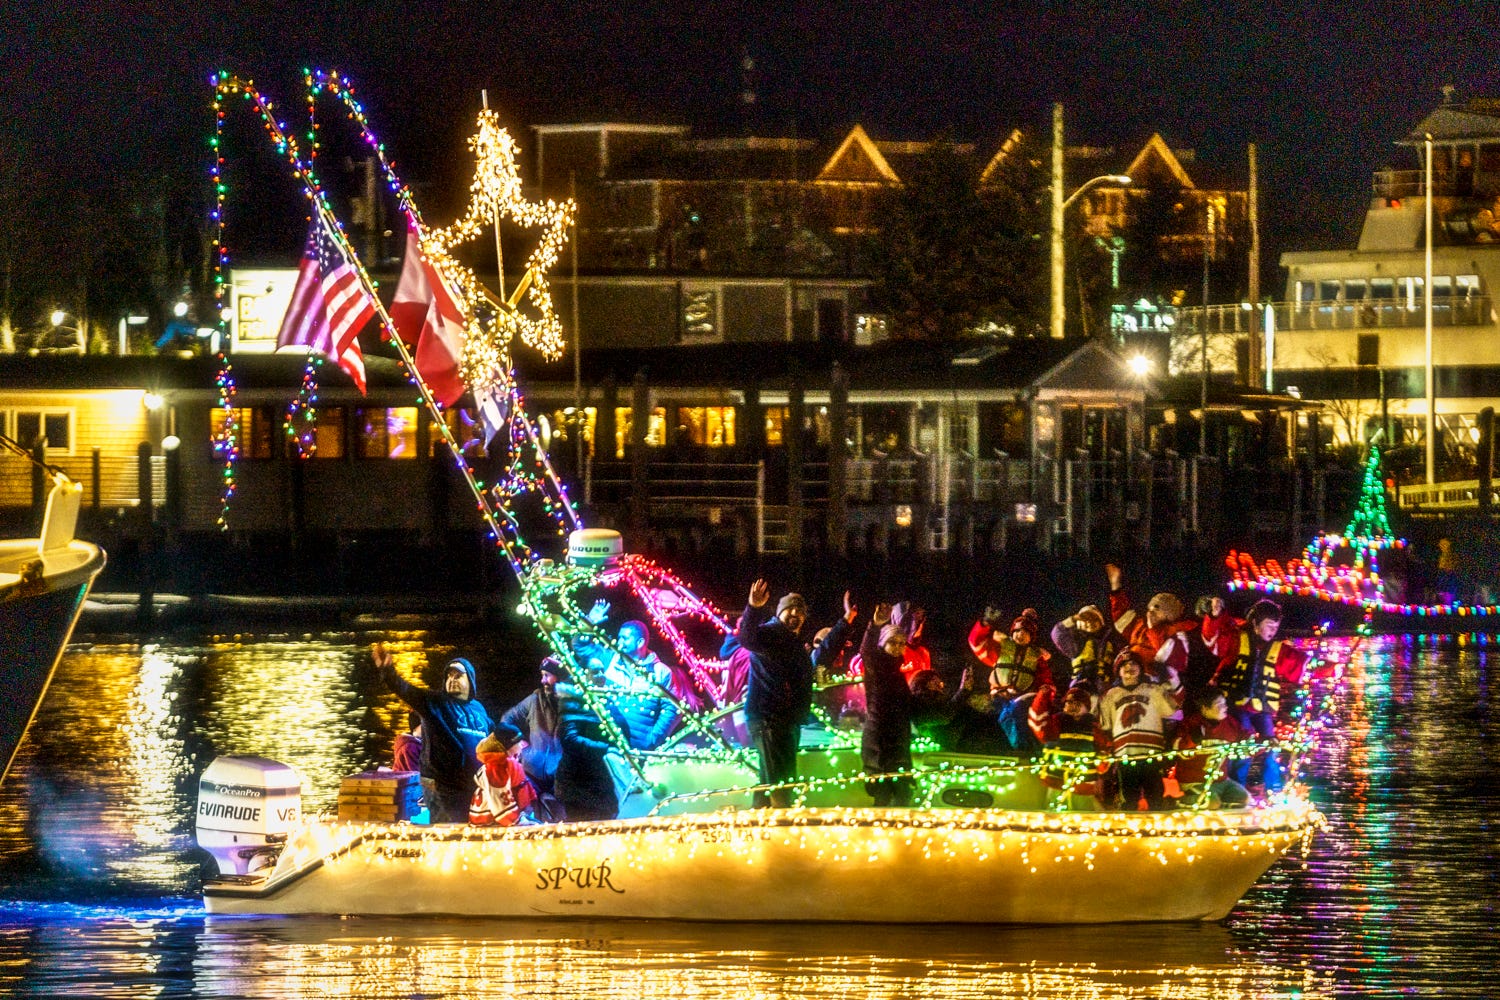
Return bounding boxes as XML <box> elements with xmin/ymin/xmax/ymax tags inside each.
<box><xmin>204</xmin><ymin>803</ymin><xmax>1319</xmax><ymax>923</ymax></box>
<box><xmin>0</xmin><ymin>536</ymin><xmax>105</xmax><ymax>786</ymax></box>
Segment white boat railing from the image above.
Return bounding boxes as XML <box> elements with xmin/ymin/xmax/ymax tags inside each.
<box><xmin>1394</xmin><ymin>479</ymin><xmax>1500</xmax><ymax>510</ymax></box>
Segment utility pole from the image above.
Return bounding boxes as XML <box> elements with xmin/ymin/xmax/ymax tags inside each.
<box><xmin>1248</xmin><ymin>142</ymin><xmax>1261</xmax><ymax>386</ymax></box>
<box><xmin>1050</xmin><ymin>103</ymin><xmax>1065</xmax><ymax>339</ymax></box>
<box><xmin>1424</xmin><ymin>132</ymin><xmax>1436</xmax><ymax>485</ymax></box>
<box><xmin>1200</xmin><ymin>202</ymin><xmax>1215</xmax><ymax>455</ymax></box>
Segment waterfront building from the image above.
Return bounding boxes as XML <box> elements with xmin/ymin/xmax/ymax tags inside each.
<box><xmin>1175</xmin><ymin>93</ymin><xmax>1500</xmax><ymax>485</ymax></box>
<box><xmin>531</xmin><ymin>121</ymin><xmax>1249</xmax><ymax>348</ymax></box>
<box><xmin>0</xmin><ymin>117</ymin><xmax>1269</xmax><ymax>579</ymax></box>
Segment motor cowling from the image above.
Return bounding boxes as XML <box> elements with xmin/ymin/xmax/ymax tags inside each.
<box><xmin>196</xmin><ymin>755</ymin><xmax>302</xmax><ymax>876</ymax></box>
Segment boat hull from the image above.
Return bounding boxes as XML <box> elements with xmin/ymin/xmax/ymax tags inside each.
<box><xmin>0</xmin><ymin>539</ymin><xmax>105</xmax><ymax>786</ymax></box>
<box><xmin>204</xmin><ymin>804</ymin><xmax>1318</xmax><ymax>923</ymax></box>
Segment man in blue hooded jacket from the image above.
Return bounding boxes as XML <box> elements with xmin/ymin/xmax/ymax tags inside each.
<box><xmin>373</xmin><ymin>643</ymin><xmax>493</xmax><ymax>822</ymax></box>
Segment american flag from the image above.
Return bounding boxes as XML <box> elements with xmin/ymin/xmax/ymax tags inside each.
<box><xmin>277</xmin><ymin>215</ymin><xmax>375</xmax><ymax>393</ymax></box>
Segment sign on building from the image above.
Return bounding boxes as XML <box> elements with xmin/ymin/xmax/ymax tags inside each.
<box><xmin>229</xmin><ymin>269</ymin><xmax>299</xmax><ymax>353</ymax></box>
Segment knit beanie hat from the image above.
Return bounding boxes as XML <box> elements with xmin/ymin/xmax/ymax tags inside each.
<box><xmin>1075</xmin><ymin>605</ymin><xmax>1105</xmax><ymax>632</ymax></box>
<box><xmin>879</xmin><ymin>622</ymin><xmax>907</xmax><ymax>648</ymax></box>
<box><xmin>1147</xmin><ymin>592</ymin><xmax>1184</xmax><ymax>622</ymax></box>
<box><xmin>477</xmin><ymin>722</ymin><xmax>524</xmax><ymax>755</ymax></box>
<box><xmin>540</xmin><ymin>655</ymin><xmax>571</xmax><ymax>683</ymax></box>
<box><xmin>1011</xmin><ymin>608</ymin><xmax>1039</xmax><ymax>639</ymax></box>
<box><xmin>1113</xmin><ymin>648</ymin><xmax>1146</xmax><ymax>676</ymax></box>
<box><xmin>1064</xmin><ymin>683</ymin><xmax>1093</xmax><ymax>707</ymax></box>
<box><xmin>776</xmin><ymin>593</ymin><xmax>808</xmax><ymax>616</ymax></box>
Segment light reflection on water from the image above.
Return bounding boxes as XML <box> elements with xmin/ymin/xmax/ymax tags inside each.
<box><xmin>2</xmin><ymin>906</ymin><xmax>1326</xmax><ymax>1000</ymax></box>
<box><xmin>0</xmin><ymin>630</ymin><xmax>1497</xmax><ymax>998</ymax></box>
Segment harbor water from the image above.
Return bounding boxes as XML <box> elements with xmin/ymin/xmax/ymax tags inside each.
<box><xmin>1</xmin><ymin>625</ymin><xmax>1497</xmax><ymax>998</ymax></box>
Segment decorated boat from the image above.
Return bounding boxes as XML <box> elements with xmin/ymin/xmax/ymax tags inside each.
<box><xmin>197</xmin><ymin>71</ymin><xmax>1332</xmax><ymax>923</ymax></box>
<box><xmin>0</xmin><ymin>434</ymin><xmax>106</xmax><ymax>787</ymax></box>
<box><xmin>1226</xmin><ymin>445</ymin><xmax>1498</xmax><ymax>632</ymax></box>
<box><xmin>201</xmin><ymin>793</ymin><xmax>1319</xmax><ymax>923</ymax></box>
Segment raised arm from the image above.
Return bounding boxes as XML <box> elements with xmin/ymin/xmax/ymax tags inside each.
<box><xmin>373</xmin><ymin>642</ymin><xmax>431</xmax><ymax>713</ymax></box>
<box><xmin>736</xmin><ymin>579</ymin><xmax>775</xmax><ymax>652</ymax></box>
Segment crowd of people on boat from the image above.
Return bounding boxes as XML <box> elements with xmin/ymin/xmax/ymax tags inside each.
<box><xmin>372</xmin><ymin>560</ymin><xmax>1323</xmax><ymax>826</ymax></box>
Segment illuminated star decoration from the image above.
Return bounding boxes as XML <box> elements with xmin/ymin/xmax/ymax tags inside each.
<box><xmin>421</xmin><ymin>111</ymin><xmax>575</xmax><ymax>401</ymax></box>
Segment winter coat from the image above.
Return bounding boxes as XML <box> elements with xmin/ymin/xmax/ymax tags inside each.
<box><xmin>736</xmin><ymin>603</ymin><xmax>816</xmax><ymax>724</ymax></box>
<box><xmin>1049</xmin><ymin>619</ymin><xmax>1120</xmax><ymax>695</ymax></box>
<box><xmin>968</xmin><ymin>620</ymin><xmax>1054</xmax><ymax>694</ymax></box>
<box><xmin>1097</xmin><ymin>679</ymin><xmax>1179</xmax><ymax>758</ymax></box>
<box><xmin>554</xmin><ymin>684</ymin><xmax>620</xmax><ymax>822</ymax></box>
<box><xmin>1211</xmin><ymin>631</ymin><xmax>1308</xmax><ymax>716</ymax></box>
<box><xmin>600</xmin><ymin>653</ymin><xmax>680</xmax><ymax>749</ymax></box>
<box><xmin>502</xmin><ymin>688</ymin><xmax>563</xmax><ymax>794</ymax></box>
<box><xmin>859</xmin><ymin>622</ymin><xmax>914</xmax><ymax>774</ymax></box>
<box><xmin>1173</xmin><ymin>711</ymin><xmax>1252</xmax><ymax>786</ymax></box>
<box><xmin>391</xmin><ymin>732</ymin><xmax>422</xmax><ymax>773</ymax></box>
<box><xmin>381</xmin><ymin>660</ymin><xmax>492</xmax><ymax>794</ymax></box>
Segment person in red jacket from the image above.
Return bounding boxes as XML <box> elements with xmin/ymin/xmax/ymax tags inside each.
<box><xmin>1172</xmin><ymin>689</ymin><xmax>1252</xmax><ymax>808</ymax></box>
<box><xmin>1028</xmin><ymin>683</ymin><xmax>1107</xmax><ymax>809</ymax></box>
<box><xmin>970</xmin><ymin>607</ymin><xmax>1053</xmax><ymax>753</ymax></box>
<box><xmin>969</xmin><ymin>607</ymin><xmax>1054</xmax><ymax>698</ymax></box>
<box><xmin>1209</xmin><ymin>599</ymin><xmax>1309</xmax><ymax>794</ymax></box>
<box><xmin>469</xmin><ymin>723</ymin><xmax>540</xmax><ymax>826</ymax></box>
<box><xmin>893</xmin><ymin>602</ymin><xmax>933</xmax><ymax>680</ymax></box>
<box><xmin>1103</xmin><ymin>564</ymin><xmax>1189</xmax><ymax>711</ymax></box>
<box><xmin>1197</xmin><ymin>596</ymin><xmax>1241</xmax><ymax>662</ymax></box>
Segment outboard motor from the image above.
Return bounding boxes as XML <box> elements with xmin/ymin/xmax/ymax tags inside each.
<box><xmin>196</xmin><ymin>755</ymin><xmax>302</xmax><ymax>876</ymax></box>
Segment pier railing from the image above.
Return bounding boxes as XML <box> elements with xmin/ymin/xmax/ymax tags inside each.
<box><xmin>1394</xmin><ymin>479</ymin><xmax>1500</xmax><ymax>510</ymax></box>
<box><xmin>0</xmin><ymin>448</ymin><xmax>164</xmax><ymax>510</ymax></box>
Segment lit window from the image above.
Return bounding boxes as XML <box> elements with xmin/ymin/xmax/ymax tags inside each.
<box><xmin>614</xmin><ymin>406</ymin><xmax>667</xmax><ymax>456</ymax></box>
<box><xmin>854</xmin><ymin>314</ymin><xmax>889</xmax><ymax>346</ymax></box>
<box><xmin>210</xmin><ymin>406</ymin><xmax>274</xmax><ymax>460</ymax></box>
<box><xmin>675</xmin><ymin>406</ymin><xmax>737</xmax><ymax>447</ymax></box>
<box><xmin>765</xmin><ymin>406</ymin><xmax>788</xmax><ymax>447</ymax></box>
<box><xmin>12</xmin><ymin>410</ymin><xmax>73</xmax><ymax>454</ymax></box>
<box><xmin>428</xmin><ymin>409</ymin><xmax>488</xmax><ymax>458</ymax></box>
<box><xmin>357</xmin><ymin>407</ymin><xmax>418</xmax><ymax>459</ymax></box>
<box><xmin>541</xmin><ymin>406</ymin><xmax>598</xmax><ymax>458</ymax></box>
<box><xmin>311</xmin><ymin>407</ymin><xmax>346</xmax><ymax>459</ymax></box>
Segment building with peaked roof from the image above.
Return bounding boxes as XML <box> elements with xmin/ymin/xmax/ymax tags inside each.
<box><xmin>531</xmin><ymin>121</ymin><xmax>1250</xmax><ymax>350</ymax></box>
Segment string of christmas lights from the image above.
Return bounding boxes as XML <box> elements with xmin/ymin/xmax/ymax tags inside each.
<box><xmin>1227</xmin><ymin>445</ymin><xmax>1498</xmax><ymax>619</ymax></box>
<box><xmin>207</xmin><ymin>72</ymin><xmax>571</xmax><ymax>579</ymax></box>
<box><xmin>205</xmin><ymin>75</ymin><xmax>1349</xmax><ymax>879</ymax></box>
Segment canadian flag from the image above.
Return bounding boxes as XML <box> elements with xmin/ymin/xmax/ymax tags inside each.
<box><xmin>390</xmin><ymin>225</ymin><xmax>468</xmax><ymax>406</ymax></box>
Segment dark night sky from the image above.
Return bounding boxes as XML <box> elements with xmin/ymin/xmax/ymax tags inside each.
<box><xmin>7</xmin><ymin>1</ymin><xmax>1500</xmax><ymax>277</ymax></box>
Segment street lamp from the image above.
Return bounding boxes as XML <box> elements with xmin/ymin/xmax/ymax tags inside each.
<box><xmin>1424</xmin><ymin>131</ymin><xmax>1435</xmax><ymax>485</ymax></box>
<box><xmin>119</xmin><ymin>313</ymin><xmax>148</xmax><ymax>355</ymax></box>
<box><xmin>1050</xmin><ymin>106</ymin><xmax>1130</xmax><ymax>338</ymax></box>
<box><xmin>43</xmin><ymin>310</ymin><xmax>84</xmax><ymax>354</ymax></box>
<box><xmin>1050</xmin><ymin>173</ymin><xmax>1129</xmax><ymax>340</ymax></box>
